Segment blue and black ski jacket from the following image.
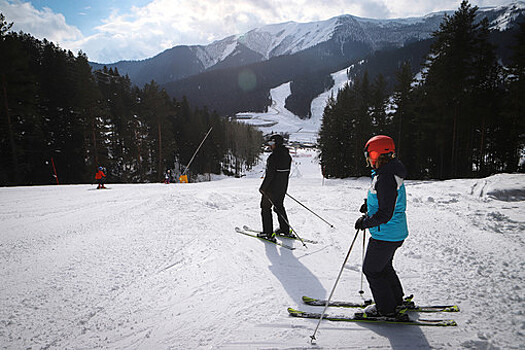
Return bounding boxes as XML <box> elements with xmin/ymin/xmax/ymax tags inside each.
<box><xmin>362</xmin><ymin>158</ymin><xmax>409</xmax><ymax>242</ymax></box>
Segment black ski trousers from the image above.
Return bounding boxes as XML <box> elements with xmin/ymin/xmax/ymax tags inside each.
<box><xmin>362</xmin><ymin>237</ymin><xmax>405</xmax><ymax>315</ymax></box>
<box><xmin>260</xmin><ymin>193</ymin><xmax>289</xmax><ymax>235</ymax></box>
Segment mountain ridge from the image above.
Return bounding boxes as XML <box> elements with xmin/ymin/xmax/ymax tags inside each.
<box><xmin>89</xmin><ymin>2</ymin><xmax>525</xmax><ymax>116</ymax></box>
<box><xmin>91</xmin><ymin>2</ymin><xmax>524</xmax><ymax>87</ymax></box>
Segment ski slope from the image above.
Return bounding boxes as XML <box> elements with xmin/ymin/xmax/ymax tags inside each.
<box><xmin>237</xmin><ymin>65</ymin><xmax>352</xmax><ymax>144</ymax></box>
<box><xmin>1</xmin><ymin>151</ymin><xmax>524</xmax><ymax>349</ymax></box>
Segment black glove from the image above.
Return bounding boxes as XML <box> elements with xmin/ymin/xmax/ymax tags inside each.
<box><xmin>355</xmin><ymin>216</ymin><xmax>367</xmax><ymax>230</ymax></box>
<box><xmin>359</xmin><ymin>199</ymin><xmax>367</xmax><ymax>214</ymax></box>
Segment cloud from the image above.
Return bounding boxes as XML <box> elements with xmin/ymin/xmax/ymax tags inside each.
<box><xmin>0</xmin><ymin>0</ymin><xmax>82</xmax><ymax>44</ymax></box>
<box><xmin>73</xmin><ymin>0</ymin><xmax>397</xmax><ymax>63</ymax></box>
<box><xmin>0</xmin><ymin>0</ymin><xmax>513</xmax><ymax>63</ymax></box>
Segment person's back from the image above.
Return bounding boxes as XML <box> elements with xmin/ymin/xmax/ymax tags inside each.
<box><xmin>95</xmin><ymin>170</ymin><xmax>105</xmax><ymax>180</ymax></box>
<box><xmin>95</xmin><ymin>167</ymin><xmax>106</xmax><ymax>189</ymax></box>
<box><xmin>265</xmin><ymin>144</ymin><xmax>292</xmax><ymax>195</ymax></box>
<box><xmin>258</xmin><ymin>134</ymin><xmax>293</xmax><ymax>241</ymax></box>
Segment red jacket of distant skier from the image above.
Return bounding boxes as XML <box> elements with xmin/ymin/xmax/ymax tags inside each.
<box><xmin>95</xmin><ymin>170</ymin><xmax>106</xmax><ymax>180</ymax></box>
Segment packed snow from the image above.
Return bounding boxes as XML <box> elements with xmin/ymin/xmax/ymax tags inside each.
<box><xmin>1</xmin><ymin>150</ymin><xmax>524</xmax><ymax>349</ymax></box>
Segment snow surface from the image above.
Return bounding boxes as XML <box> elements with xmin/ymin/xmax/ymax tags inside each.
<box><xmin>1</xmin><ymin>152</ymin><xmax>524</xmax><ymax>349</ymax></box>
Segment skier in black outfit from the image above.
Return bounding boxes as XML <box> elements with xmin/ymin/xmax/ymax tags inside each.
<box><xmin>258</xmin><ymin>134</ymin><xmax>292</xmax><ymax>243</ymax></box>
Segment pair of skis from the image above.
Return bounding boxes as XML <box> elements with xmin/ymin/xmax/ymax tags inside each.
<box><xmin>289</xmin><ymin>295</ymin><xmax>459</xmax><ymax>326</ymax></box>
<box><xmin>235</xmin><ymin>225</ymin><xmax>318</xmax><ymax>250</ymax></box>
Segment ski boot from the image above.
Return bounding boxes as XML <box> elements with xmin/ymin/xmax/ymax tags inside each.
<box><xmin>401</xmin><ymin>294</ymin><xmax>416</xmax><ymax>309</ymax></box>
<box><xmin>362</xmin><ymin>304</ymin><xmax>380</xmax><ymax>317</ymax></box>
<box><xmin>257</xmin><ymin>231</ymin><xmax>277</xmax><ymax>243</ymax></box>
<box><xmin>275</xmin><ymin>228</ymin><xmax>295</xmax><ymax>238</ymax></box>
<box><xmin>362</xmin><ymin>304</ymin><xmax>410</xmax><ymax>322</ymax></box>
<box><xmin>393</xmin><ymin>305</ymin><xmax>410</xmax><ymax>321</ymax></box>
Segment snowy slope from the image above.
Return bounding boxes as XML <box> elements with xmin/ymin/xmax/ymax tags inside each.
<box><xmin>1</xmin><ymin>153</ymin><xmax>524</xmax><ymax>349</ymax></box>
<box><xmin>239</xmin><ymin>18</ymin><xmax>339</xmax><ymax>59</ymax></box>
<box><xmin>490</xmin><ymin>1</ymin><xmax>525</xmax><ymax>30</ymax></box>
<box><xmin>237</xmin><ymin>65</ymin><xmax>353</xmax><ymax>143</ymax></box>
<box><xmin>192</xmin><ymin>36</ymin><xmax>240</xmax><ymax>69</ymax></box>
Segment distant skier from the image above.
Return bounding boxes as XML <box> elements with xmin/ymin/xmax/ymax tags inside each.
<box><xmin>165</xmin><ymin>169</ymin><xmax>172</xmax><ymax>184</ymax></box>
<box><xmin>257</xmin><ymin>134</ymin><xmax>293</xmax><ymax>242</ymax></box>
<box><xmin>95</xmin><ymin>166</ymin><xmax>106</xmax><ymax>189</ymax></box>
<box><xmin>354</xmin><ymin>135</ymin><xmax>409</xmax><ymax>321</ymax></box>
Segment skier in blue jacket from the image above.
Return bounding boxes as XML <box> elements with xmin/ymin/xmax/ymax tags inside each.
<box><xmin>354</xmin><ymin>135</ymin><xmax>409</xmax><ymax>320</ymax></box>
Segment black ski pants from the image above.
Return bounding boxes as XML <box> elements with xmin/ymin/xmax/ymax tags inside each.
<box><xmin>362</xmin><ymin>237</ymin><xmax>405</xmax><ymax>315</ymax></box>
<box><xmin>260</xmin><ymin>193</ymin><xmax>289</xmax><ymax>234</ymax></box>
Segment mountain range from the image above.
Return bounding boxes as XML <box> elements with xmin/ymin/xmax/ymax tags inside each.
<box><xmin>90</xmin><ymin>2</ymin><xmax>525</xmax><ymax>117</ymax></box>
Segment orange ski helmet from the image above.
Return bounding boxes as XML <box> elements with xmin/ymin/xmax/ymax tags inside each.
<box><xmin>364</xmin><ymin>135</ymin><xmax>395</xmax><ymax>167</ymax></box>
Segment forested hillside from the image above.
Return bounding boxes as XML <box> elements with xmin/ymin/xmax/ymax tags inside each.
<box><xmin>162</xmin><ymin>39</ymin><xmax>368</xmax><ymax>117</ymax></box>
<box><xmin>318</xmin><ymin>1</ymin><xmax>525</xmax><ymax>179</ymax></box>
<box><xmin>0</xmin><ymin>14</ymin><xmax>262</xmax><ymax>186</ymax></box>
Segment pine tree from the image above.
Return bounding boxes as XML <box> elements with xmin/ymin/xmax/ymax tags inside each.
<box><xmin>0</xmin><ymin>14</ymin><xmax>19</xmax><ymax>184</ymax></box>
<box><xmin>369</xmin><ymin>74</ymin><xmax>389</xmax><ymax>135</ymax></box>
<box><xmin>139</xmin><ymin>81</ymin><xmax>174</xmax><ymax>182</ymax></box>
<box><xmin>422</xmin><ymin>0</ymin><xmax>500</xmax><ymax>178</ymax></box>
<box><xmin>391</xmin><ymin>62</ymin><xmax>423</xmax><ymax>177</ymax></box>
<box><xmin>500</xmin><ymin>20</ymin><xmax>525</xmax><ymax>173</ymax></box>
<box><xmin>318</xmin><ymin>94</ymin><xmax>342</xmax><ymax>177</ymax></box>
<box><xmin>317</xmin><ymin>74</ymin><xmax>372</xmax><ymax>178</ymax></box>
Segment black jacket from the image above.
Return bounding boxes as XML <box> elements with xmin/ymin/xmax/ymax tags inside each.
<box><xmin>260</xmin><ymin>145</ymin><xmax>292</xmax><ymax>196</ymax></box>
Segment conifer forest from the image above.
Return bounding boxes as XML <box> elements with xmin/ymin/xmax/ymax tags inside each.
<box><xmin>318</xmin><ymin>2</ymin><xmax>525</xmax><ymax>179</ymax></box>
<box><xmin>0</xmin><ymin>14</ymin><xmax>262</xmax><ymax>185</ymax></box>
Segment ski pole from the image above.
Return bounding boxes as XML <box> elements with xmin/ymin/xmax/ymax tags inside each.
<box><xmin>359</xmin><ymin>228</ymin><xmax>366</xmax><ymax>297</ymax></box>
<box><xmin>264</xmin><ymin>193</ymin><xmax>308</xmax><ymax>249</ymax></box>
<box><xmin>286</xmin><ymin>192</ymin><xmax>335</xmax><ymax>228</ymax></box>
<box><xmin>310</xmin><ymin>228</ymin><xmax>361</xmax><ymax>343</ymax></box>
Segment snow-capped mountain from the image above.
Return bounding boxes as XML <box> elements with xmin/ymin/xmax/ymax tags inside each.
<box><xmin>182</xmin><ymin>2</ymin><xmax>524</xmax><ymax>71</ymax></box>
<box><xmin>90</xmin><ymin>1</ymin><xmax>525</xmax><ymax>115</ymax></box>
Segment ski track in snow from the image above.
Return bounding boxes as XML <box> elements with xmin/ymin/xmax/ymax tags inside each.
<box><xmin>1</xmin><ymin>154</ymin><xmax>524</xmax><ymax>349</ymax></box>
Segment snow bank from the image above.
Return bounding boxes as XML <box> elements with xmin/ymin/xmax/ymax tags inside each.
<box><xmin>470</xmin><ymin>173</ymin><xmax>525</xmax><ymax>202</ymax></box>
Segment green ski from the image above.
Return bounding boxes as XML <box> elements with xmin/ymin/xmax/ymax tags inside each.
<box><xmin>302</xmin><ymin>296</ymin><xmax>460</xmax><ymax>313</ymax></box>
<box><xmin>235</xmin><ymin>227</ymin><xmax>295</xmax><ymax>250</ymax></box>
<box><xmin>288</xmin><ymin>308</ymin><xmax>457</xmax><ymax>326</ymax></box>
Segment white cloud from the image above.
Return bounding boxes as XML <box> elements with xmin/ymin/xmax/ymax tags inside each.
<box><xmin>0</xmin><ymin>0</ymin><xmax>515</xmax><ymax>63</ymax></box>
<box><xmin>69</xmin><ymin>0</ymin><xmax>398</xmax><ymax>63</ymax></box>
<box><xmin>0</xmin><ymin>0</ymin><xmax>82</xmax><ymax>44</ymax></box>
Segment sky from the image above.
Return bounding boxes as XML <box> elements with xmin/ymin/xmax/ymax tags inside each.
<box><xmin>0</xmin><ymin>0</ymin><xmax>517</xmax><ymax>63</ymax></box>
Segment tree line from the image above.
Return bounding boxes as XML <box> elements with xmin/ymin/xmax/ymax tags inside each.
<box><xmin>0</xmin><ymin>14</ymin><xmax>262</xmax><ymax>185</ymax></box>
<box><xmin>318</xmin><ymin>1</ymin><xmax>525</xmax><ymax>180</ymax></box>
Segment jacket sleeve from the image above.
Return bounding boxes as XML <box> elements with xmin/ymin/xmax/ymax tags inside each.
<box><xmin>363</xmin><ymin>173</ymin><xmax>398</xmax><ymax>228</ymax></box>
<box><xmin>259</xmin><ymin>155</ymin><xmax>276</xmax><ymax>193</ymax></box>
